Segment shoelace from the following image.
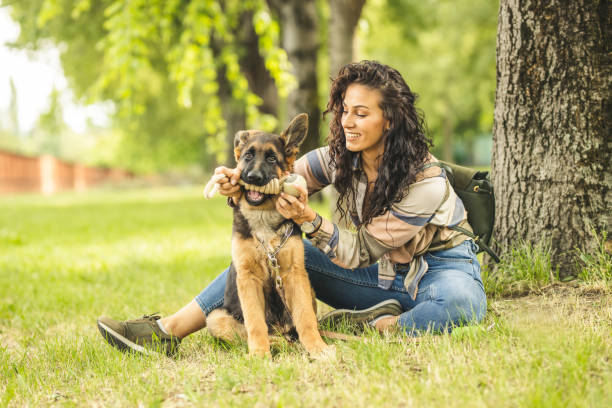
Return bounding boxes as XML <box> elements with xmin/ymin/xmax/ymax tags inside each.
<box><xmin>133</xmin><ymin>313</ymin><xmax>161</xmax><ymax>322</ymax></box>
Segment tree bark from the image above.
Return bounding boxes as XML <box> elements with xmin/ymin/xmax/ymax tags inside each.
<box><xmin>218</xmin><ymin>11</ymin><xmax>279</xmax><ymax>166</ymax></box>
<box><xmin>329</xmin><ymin>0</ymin><xmax>366</xmax><ymax>77</ymax></box>
<box><xmin>218</xmin><ymin>64</ymin><xmax>246</xmax><ymax>167</ymax></box>
<box><xmin>239</xmin><ymin>11</ymin><xmax>278</xmax><ymax>119</ymax></box>
<box><xmin>493</xmin><ymin>0</ymin><xmax>611</xmax><ymax>276</ymax></box>
<box><xmin>268</xmin><ymin>0</ymin><xmax>321</xmax><ymax>156</ymax></box>
<box><xmin>327</xmin><ymin>0</ymin><xmax>366</xmax><ymax>225</ymax></box>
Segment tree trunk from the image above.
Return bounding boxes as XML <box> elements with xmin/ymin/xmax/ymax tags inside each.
<box><xmin>269</xmin><ymin>0</ymin><xmax>321</xmax><ymax>156</ymax></box>
<box><xmin>493</xmin><ymin>0</ymin><xmax>611</xmax><ymax>277</ymax></box>
<box><xmin>327</xmin><ymin>0</ymin><xmax>366</xmax><ymax>225</ymax></box>
<box><xmin>9</xmin><ymin>78</ymin><xmax>19</xmax><ymax>135</ymax></box>
<box><xmin>239</xmin><ymin>11</ymin><xmax>278</xmax><ymax>119</ymax></box>
<box><xmin>219</xmin><ymin>11</ymin><xmax>279</xmax><ymax>166</ymax></box>
<box><xmin>328</xmin><ymin>0</ymin><xmax>366</xmax><ymax>77</ymax></box>
<box><xmin>218</xmin><ymin>66</ymin><xmax>246</xmax><ymax>167</ymax></box>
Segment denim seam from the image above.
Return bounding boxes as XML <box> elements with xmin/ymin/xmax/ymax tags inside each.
<box><xmin>425</xmin><ymin>253</ymin><xmax>473</xmax><ymax>264</ymax></box>
<box><xmin>195</xmin><ymin>296</ymin><xmax>224</xmax><ymax>316</ymax></box>
<box><xmin>427</xmin><ymin>284</ymin><xmax>435</xmax><ymax>301</ymax></box>
<box><xmin>308</xmin><ymin>258</ymin><xmax>411</xmax><ymax>293</ymax></box>
<box><xmin>391</xmin><ymin>285</ymin><xmax>409</xmax><ymax>294</ymax></box>
<box><xmin>307</xmin><ymin>262</ymin><xmax>379</xmax><ymax>288</ymax></box>
<box><xmin>472</xmin><ymin>263</ymin><xmax>485</xmax><ymax>293</ymax></box>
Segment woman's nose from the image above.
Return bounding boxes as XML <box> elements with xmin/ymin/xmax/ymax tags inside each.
<box><xmin>342</xmin><ymin>113</ymin><xmax>354</xmax><ymax>128</ymax></box>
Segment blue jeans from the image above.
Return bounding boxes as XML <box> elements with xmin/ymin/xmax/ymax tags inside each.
<box><xmin>195</xmin><ymin>239</ymin><xmax>487</xmax><ymax>335</ymax></box>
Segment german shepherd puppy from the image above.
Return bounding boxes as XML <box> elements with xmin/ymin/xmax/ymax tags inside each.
<box><xmin>207</xmin><ymin>114</ymin><xmax>333</xmax><ymax>358</ymax></box>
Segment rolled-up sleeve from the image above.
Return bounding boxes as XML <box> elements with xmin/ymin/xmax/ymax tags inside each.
<box><xmin>293</xmin><ymin>147</ymin><xmax>334</xmax><ymax>195</ymax></box>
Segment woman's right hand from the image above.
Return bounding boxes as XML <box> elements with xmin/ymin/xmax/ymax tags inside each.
<box><xmin>214</xmin><ymin>166</ymin><xmax>242</xmax><ymax>199</ymax></box>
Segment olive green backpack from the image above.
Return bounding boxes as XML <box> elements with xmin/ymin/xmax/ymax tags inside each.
<box><xmin>426</xmin><ymin>161</ymin><xmax>500</xmax><ymax>262</ymax></box>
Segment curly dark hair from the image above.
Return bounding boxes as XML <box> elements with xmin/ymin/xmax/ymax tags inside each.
<box><xmin>324</xmin><ymin>60</ymin><xmax>432</xmax><ymax>226</ymax></box>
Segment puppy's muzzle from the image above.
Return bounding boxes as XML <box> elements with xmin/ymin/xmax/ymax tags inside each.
<box><xmin>203</xmin><ymin>174</ymin><xmax>306</xmax><ymax>199</ymax></box>
<box><xmin>240</xmin><ymin>177</ymin><xmax>284</xmax><ymax>195</ymax></box>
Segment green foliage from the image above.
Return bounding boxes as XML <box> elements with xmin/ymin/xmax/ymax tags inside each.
<box><xmin>252</xmin><ymin>7</ymin><xmax>296</xmax><ymax>99</ymax></box>
<box><xmin>0</xmin><ymin>129</ymin><xmax>24</xmax><ymax>154</ymax></box>
<box><xmin>359</xmin><ymin>0</ymin><xmax>497</xmax><ymax>163</ymax></box>
<box><xmin>3</xmin><ymin>0</ymin><xmax>293</xmax><ymax>170</ymax></box>
<box><xmin>3</xmin><ymin>0</ymin><xmax>500</xmax><ymax>169</ymax></box>
<box><xmin>31</xmin><ymin>88</ymin><xmax>65</xmax><ymax>156</ymax></box>
<box><xmin>483</xmin><ymin>240</ymin><xmax>559</xmax><ymax>298</ymax></box>
<box><xmin>7</xmin><ymin>78</ymin><xmax>19</xmax><ymax>135</ymax></box>
<box><xmin>576</xmin><ymin>228</ymin><xmax>612</xmax><ymax>284</ymax></box>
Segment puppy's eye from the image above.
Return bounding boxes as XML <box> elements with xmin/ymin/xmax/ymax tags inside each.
<box><xmin>244</xmin><ymin>152</ymin><xmax>254</xmax><ymax>160</ymax></box>
<box><xmin>267</xmin><ymin>156</ymin><xmax>277</xmax><ymax>163</ymax></box>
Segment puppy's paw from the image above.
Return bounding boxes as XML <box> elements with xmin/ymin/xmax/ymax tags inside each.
<box><xmin>248</xmin><ymin>348</ymin><xmax>272</xmax><ymax>359</ymax></box>
<box><xmin>310</xmin><ymin>344</ymin><xmax>336</xmax><ymax>361</ymax></box>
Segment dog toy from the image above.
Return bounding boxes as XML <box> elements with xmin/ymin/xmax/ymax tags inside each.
<box><xmin>203</xmin><ymin>173</ymin><xmax>307</xmax><ymax>199</ymax></box>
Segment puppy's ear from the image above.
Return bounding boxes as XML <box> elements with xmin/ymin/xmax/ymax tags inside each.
<box><xmin>234</xmin><ymin>130</ymin><xmax>250</xmax><ymax>162</ymax></box>
<box><xmin>281</xmin><ymin>113</ymin><xmax>308</xmax><ymax>160</ymax></box>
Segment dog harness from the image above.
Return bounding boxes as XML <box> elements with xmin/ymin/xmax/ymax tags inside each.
<box><xmin>254</xmin><ymin>222</ymin><xmax>295</xmax><ymax>325</ymax></box>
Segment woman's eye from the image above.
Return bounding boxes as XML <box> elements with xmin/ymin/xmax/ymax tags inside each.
<box><xmin>244</xmin><ymin>153</ymin><xmax>254</xmax><ymax>160</ymax></box>
<box><xmin>356</xmin><ymin>113</ymin><xmax>366</xmax><ymax>118</ymax></box>
<box><xmin>267</xmin><ymin>156</ymin><xmax>277</xmax><ymax>163</ymax></box>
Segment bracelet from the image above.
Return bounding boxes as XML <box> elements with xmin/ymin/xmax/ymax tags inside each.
<box><xmin>305</xmin><ymin>213</ymin><xmax>323</xmax><ymax>238</ymax></box>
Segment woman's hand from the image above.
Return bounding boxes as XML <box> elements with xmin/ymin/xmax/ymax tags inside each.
<box><xmin>214</xmin><ymin>166</ymin><xmax>242</xmax><ymax>199</ymax></box>
<box><xmin>276</xmin><ymin>184</ymin><xmax>315</xmax><ymax>224</ymax></box>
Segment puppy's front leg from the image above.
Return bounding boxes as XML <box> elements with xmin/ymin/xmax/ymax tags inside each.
<box><xmin>280</xmin><ymin>244</ymin><xmax>334</xmax><ymax>359</ymax></box>
<box><xmin>235</xmin><ymin>266</ymin><xmax>270</xmax><ymax>357</ymax></box>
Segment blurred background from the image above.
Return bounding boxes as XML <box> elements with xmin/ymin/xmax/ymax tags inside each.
<box><xmin>0</xmin><ymin>0</ymin><xmax>497</xmax><ymax>194</ymax></box>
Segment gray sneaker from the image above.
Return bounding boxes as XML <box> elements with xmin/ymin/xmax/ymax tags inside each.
<box><xmin>97</xmin><ymin>314</ymin><xmax>181</xmax><ymax>357</ymax></box>
<box><xmin>318</xmin><ymin>299</ymin><xmax>403</xmax><ymax>328</ymax></box>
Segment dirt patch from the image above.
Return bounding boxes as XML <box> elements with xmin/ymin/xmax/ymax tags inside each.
<box><xmin>489</xmin><ymin>284</ymin><xmax>612</xmax><ymax>333</ymax></box>
<box><xmin>538</xmin><ymin>281</ymin><xmax>610</xmax><ymax>298</ymax></box>
<box><xmin>488</xmin><ymin>280</ymin><xmax>610</xmax><ymax>300</ymax></box>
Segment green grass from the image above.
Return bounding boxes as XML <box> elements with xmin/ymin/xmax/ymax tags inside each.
<box><xmin>576</xmin><ymin>228</ymin><xmax>612</xmax><ymax>284</ymax></box>
<box><xmin>482</xmin><ymin>240</ymin><xmax>559</xmax><ymax>298</ymax></box>
<box><xmin>1</xmin><ymin>187</ymin><xmax>610</xmax><ymax>407</ymax></box>
<box><xmin>482</xmin><ymin>234</ymin><xmax>611</xmax><ymax>299</ymax></box>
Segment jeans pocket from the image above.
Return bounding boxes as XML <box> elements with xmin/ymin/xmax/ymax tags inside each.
<box><xmin>471</xmin><ymin>258</ymin><xmax>485</xmax><ymax>292</ymax></box>
<box><xmin>416</xmin><ymin>283</ymin><xmax>432</xmax><ymax>301</ymax></box>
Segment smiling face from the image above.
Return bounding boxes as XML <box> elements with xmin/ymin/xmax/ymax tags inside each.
<box><xmin>341</xmin><ymin>83</ymin><xmax>388</xmax><ymax>157</ymax></box>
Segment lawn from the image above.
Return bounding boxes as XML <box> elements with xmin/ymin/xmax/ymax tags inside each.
<box><xmin>1</xmin><ymin>187</ymin><xmax>610</xmax><ymax>407</ymax></box>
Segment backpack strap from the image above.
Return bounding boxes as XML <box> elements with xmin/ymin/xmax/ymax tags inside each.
<box><xmin>419</xmin><ymin>161</ymin><xmax>500</xmax><ymax>263</ymax></box>
<box><xmin>448</xmin><ymin>225</ymin><xmax>501</xmax><ymax>263</ymax></box>
<box><xmin>419</xmin><ymin>162</ymin><xmax>441</xmax><ymax>171</ymax></box>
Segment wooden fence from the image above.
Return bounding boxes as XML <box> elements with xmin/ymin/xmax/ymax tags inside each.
<box><xmin>0</xmin><ymin>150</ymin><xmax>133</xmax><ymax>194</ymax></box>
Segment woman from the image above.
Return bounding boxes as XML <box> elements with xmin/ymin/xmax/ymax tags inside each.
<box><xmin>97</xmin><ymin>61</ymin><xmax>486</xmax><ymax>356</ymax></box>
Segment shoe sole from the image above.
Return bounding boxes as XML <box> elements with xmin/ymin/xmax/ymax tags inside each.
<box><xmin>319</xmin><ymin>299</ymin><xmax>403</xmax><ymax>327</ymax></box>
<box><xmin>97</xmin><ymin>320</ymin><xmax>153</xmax><ymax>356</ymax></box>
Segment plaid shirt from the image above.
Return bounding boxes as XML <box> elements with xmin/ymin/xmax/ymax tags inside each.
<box><xmin>294</xmin><ymin>147</ymin><xmax>470</xmax><ymax>299</ymax></box>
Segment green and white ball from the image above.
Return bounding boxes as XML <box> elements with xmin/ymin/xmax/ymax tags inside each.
<box><xmin>282</xmin><ymin>174</ymin><xmax>307</xmax><ymax>197</ymax></box>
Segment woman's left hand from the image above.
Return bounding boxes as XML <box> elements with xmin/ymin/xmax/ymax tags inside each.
<box><xmin>276</xmin><ymin>184</ymin><xmax>313</xmax><ymax>224</ymax></box>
